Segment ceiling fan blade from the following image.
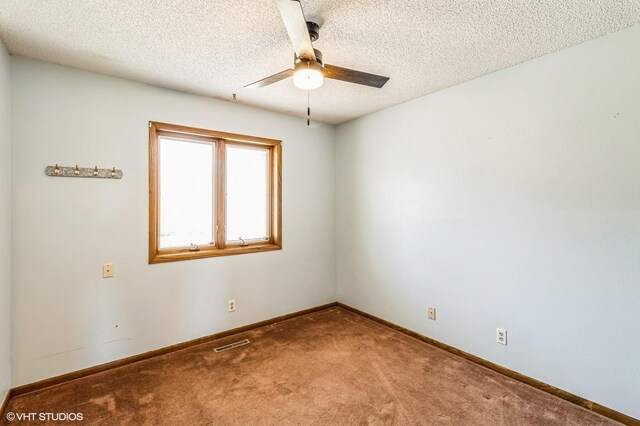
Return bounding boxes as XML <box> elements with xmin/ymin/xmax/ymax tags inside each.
<box><xmin>323</xmin><ymin>64</ymin><xmax>390</xmax><ymax>88</ymax></box>
<box><xmin>276</xmin><ymin>0</ymin><xmax>316</xmax><ymax>61</ymax></box>
<box><xmin>244</xmin><ymin>69</ymin><xmax>294</xmax><ymax>89</ymax></box>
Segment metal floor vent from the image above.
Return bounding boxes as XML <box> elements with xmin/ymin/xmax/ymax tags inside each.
<box><xmin>214</xmin><ymin>339</ymin><xmax>251</xmax><ymax>353</ymax></box>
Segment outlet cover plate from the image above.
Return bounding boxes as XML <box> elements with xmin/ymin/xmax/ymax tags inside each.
<box><xmin>102</xmin><ymin>263</ymin><xmax>114</xmax><ymax>278</ymax></box>
<box><xmin>496</xmin><ymin>328</ymin><xmax>507</xmax><ymax>345</ymax></box>
<box><xmin>427</xmin><ymin>306</ymin><xmax>436</xmax><ymax>321</ymax></box>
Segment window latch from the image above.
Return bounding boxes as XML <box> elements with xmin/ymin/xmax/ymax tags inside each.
<box><xmin>239</xmin><ymin>237</ymin><xmax>247</xmax><ymax>247</ymax></box>
<box><xmin>189</xmin><ymin>243</ymin><xmax>200</xmax><ymax>252</ymax></box>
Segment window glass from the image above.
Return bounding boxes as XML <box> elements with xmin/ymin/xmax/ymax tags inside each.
<box><xmin>226</xmin><ymin>145</ymin><xmax>269</xmax><ymax>242</ymax></box>
<box><xmin>159</xmin><ymin>137</ymin><xmax>214</xmax><ymax>248</ymax></box>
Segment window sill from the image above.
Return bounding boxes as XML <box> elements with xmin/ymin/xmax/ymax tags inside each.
<box><xmin>149</xmin><ymin>243</ymin><xmax>282</xmax><ymax>264</ymax></box>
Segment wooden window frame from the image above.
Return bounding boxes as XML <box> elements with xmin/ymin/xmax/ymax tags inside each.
<box><xmin>149</xmin><ymin>121</ymin><xmax>282</xmax><ymax>263</ymax></box>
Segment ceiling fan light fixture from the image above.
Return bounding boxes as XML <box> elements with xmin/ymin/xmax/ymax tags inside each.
<box><xmin>293</xmin><ymin>60</ymin><xmax>323</xmax><ymax>90</ymax></box>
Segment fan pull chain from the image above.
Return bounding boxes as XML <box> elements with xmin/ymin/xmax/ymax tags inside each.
<box><xmin>307</xmin><ymin>90</ymin><xmax>310</xmax><ymax>126</ymax></box>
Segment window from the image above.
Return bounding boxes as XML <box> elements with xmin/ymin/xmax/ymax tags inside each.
<box><xmin>149</xmin><ymin>122</ymin><xmax>282</xmax><ymax>263</ymax></box>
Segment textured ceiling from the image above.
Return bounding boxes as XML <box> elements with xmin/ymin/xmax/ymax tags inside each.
<box><xmin>1</xmin><ymin>1</ymin><xmax>639</xmax><ymax>124</ymax></box>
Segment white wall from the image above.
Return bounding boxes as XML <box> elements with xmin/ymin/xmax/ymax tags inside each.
<box><xmin>0</xmin><ymin>40</ymin><xmax>11</xmax><ymax>403</ymax></box>
<box><xmin>336</xmin><ymin>25</ymin><xmax>640</xmax><ymax>418</ymax></box>
<box><xmin>10</xmin><ymin>57</ymin><xmax>336</xmax><ymax>385</ymax></box>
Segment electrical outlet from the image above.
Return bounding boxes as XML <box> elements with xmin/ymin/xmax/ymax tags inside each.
<box><xmin>102</xmin><ymin>263</ymin><xmax>114</xmax><ymax>278</ymax></box>
<box><xmin>427</xmin><ymin>306</ymin><xmax>436</xmax><ymax>321</ymax></box>
<box><xmin>496</xmin><ymin>328</ymin><xmax>507</xmax><ymax>345</ymax></box>
<box><xmin>228</xmin><ymin>299</ymin><xmax>236</xmax><ymax>312</ymax></box>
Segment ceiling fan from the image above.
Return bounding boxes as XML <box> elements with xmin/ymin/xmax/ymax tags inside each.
<box><xmin>245</xmin><ymin>0</ymin><xmax>390</xmax><ymax>91</ymax></box>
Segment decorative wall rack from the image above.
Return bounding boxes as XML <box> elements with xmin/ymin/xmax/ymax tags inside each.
<box><xmin>45</xmin><ymin>164</ymin><xmax>123</xmax><ymax>179</ymax></box>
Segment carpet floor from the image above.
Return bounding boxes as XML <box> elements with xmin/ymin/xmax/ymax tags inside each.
<box><xmin>4</xmin><ymin>307</ymin><xmax>619</xmax><ymax>425</ymax></box>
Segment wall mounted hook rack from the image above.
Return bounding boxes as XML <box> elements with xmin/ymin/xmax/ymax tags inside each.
<box><xmin>45</xmin><ymin>164</ymin><xmax>123</xmax><ymax>179</ymax></box>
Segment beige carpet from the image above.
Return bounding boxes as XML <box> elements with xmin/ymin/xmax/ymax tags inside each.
<box><xmin>4</xmin><ymin>307</ymin><xmax>619</xmax><ymax>425</ymax></box>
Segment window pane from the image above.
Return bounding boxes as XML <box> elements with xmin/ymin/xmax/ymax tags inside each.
<box><xmin>226</xmin><ymin>145</ymin><xmax>269</xmax><ymax>242</ymax></box>
<box><xmin>159</xmin><ymin>137</ymin><xmax>214</xmax><ymax>249</ymax></box>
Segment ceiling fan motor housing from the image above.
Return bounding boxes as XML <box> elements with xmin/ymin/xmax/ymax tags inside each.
<box><xmin>313</xmin><ymin>48</ymin><xmax>323</xmax><ymax>66</ymax></box>
<box><xmin>295</xmin><ymin>48</ymin><xmax>323</xmax><ymax>67</ymax></box>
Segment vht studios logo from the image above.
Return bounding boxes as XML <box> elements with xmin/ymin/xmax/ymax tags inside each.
<box><xmin>6</xmin><ymin>411</ymin><xmax>84</xmax><ymax>422</ymax></box>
